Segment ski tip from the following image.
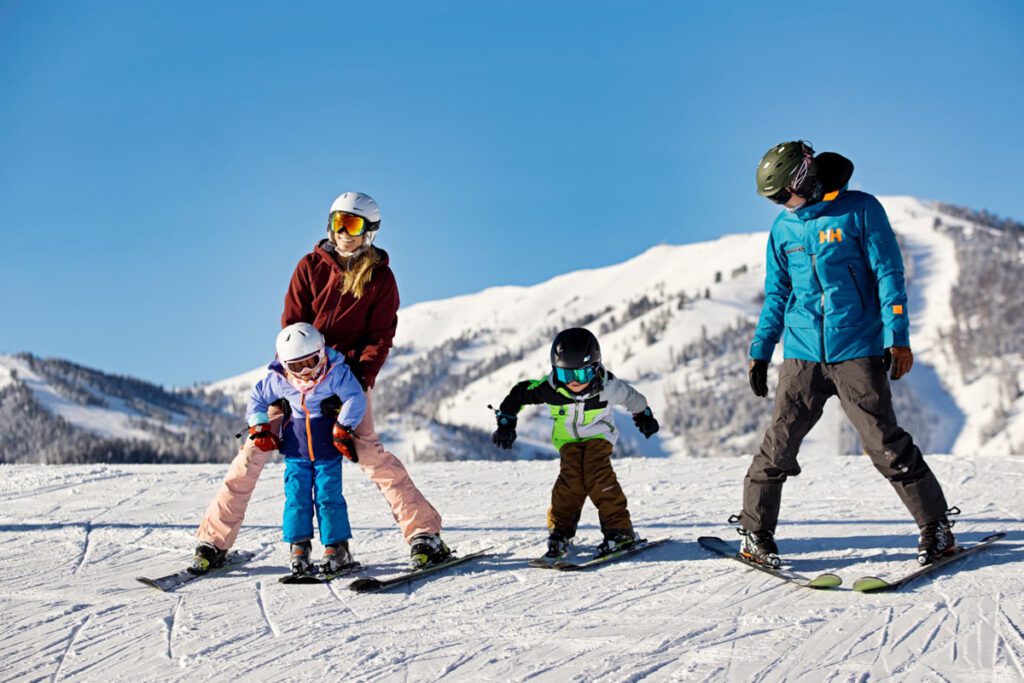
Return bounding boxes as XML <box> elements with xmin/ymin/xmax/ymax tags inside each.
<box><xmin>807</xmin><ymin>573</ymin><xmax>843</xmax><ymax>589</ymax></box>
<box><xmin>279</xmin><ymin>574</ymin><xmax>317</xmax><ymax>584</ymax></box>
<box><xmin>348</xmin><ymin>577</ymin><xmax>384</xmax><ymax>593</ymax></box>
<box><xmin>135</xmin><ymin>577</ymin><xmax>168</xmax><ymax>591</ymax></box>
<box><xmin>981</xmin><ymin>532</ymin><xmax>1007</xmax><ymax>543</ymax></box>
<box><xmin>852</xmin><ymin>576</ymin><xmax>891</xmax><ymax>593</ymax></box>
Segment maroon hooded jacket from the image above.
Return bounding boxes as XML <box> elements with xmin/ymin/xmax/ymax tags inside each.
<box><xmin>281</xmin><ymin>241</ymin><xmax>399</xmax><ymax>388</ymax></box>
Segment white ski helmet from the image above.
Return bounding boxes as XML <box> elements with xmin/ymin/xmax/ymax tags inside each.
<box><xmin>329</xmin><ymin>191</ymin><xmax>380</xmax><ymax>228</ymax></box>
<box><xmin>276</xmin><ymin>323</ymin><xmax>325</xmax><ymax>364</ymax></box>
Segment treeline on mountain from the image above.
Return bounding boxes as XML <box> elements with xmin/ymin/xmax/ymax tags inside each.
<box><xmin>1</xmin><ymin>355</ymin><xmax>242</xmax><ymax>464</ymax></box>
<box><xmin>934</xmin><ymin>205</ymin><xmax>1024</xmax><ymax>450</ymax></box>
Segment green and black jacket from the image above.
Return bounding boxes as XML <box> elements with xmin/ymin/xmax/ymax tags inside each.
<box><xmin>498</xmin><ymin>371</ymin><xmax>649</xmax><ymax>451</ymax></box>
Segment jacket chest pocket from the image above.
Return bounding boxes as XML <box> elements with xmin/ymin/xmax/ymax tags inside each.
<box><xmin>784</xmin><ymin>245</ymin><xmax>809</xmax><ymax>270</ymax></box>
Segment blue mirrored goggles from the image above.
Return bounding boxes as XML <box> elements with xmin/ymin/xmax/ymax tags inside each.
<box><xmin>554</xmin><ymin>365</ymin><xmax>597</xmax><ymax>385</ymax></box>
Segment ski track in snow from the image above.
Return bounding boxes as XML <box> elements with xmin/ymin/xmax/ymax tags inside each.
<box><xmin>50</xmin><ymin>611</ymin><xmax>91</xmax><ymax>683</ymax></box>
<box><xmin>0</xmin><ymin>455</ymin><xmax>1021</xmax><ymax>681</ymax></box>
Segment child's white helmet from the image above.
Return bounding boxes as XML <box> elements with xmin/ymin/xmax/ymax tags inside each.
<box><xmin>276</xmin><ymin>323</ymin><xmax>329</xmax><ymax>383</ymax></box>
<box><xmin>276</xmin><ymin>322</ymin><xmax>325</xmax><ymax>361</ymax></box>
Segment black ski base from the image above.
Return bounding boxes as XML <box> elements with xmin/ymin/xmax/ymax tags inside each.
<box><xmin>853</xmin><ymin>532</ymin><xmax>1005</xmax><ymax>593</ymax></box>
<box><xmin>698</xmin><ymin>536</ymin><xmax>842</xmax><ymax>590</ymax></box>
<box><xmin>349</xmin><ymin>549</ymin><xmax>490</xmax><ymax>594</ymax></box>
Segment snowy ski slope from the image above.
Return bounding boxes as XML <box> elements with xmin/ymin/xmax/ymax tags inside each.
<box><xmin>0</xmin><ymin>448</ymin><xmax>1021</xmax><ymax>681</ymax></box>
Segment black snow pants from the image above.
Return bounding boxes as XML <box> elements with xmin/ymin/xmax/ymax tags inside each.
<box><xmin>740</xmin><ymin>357</ymin><xmax>949</xmax><ymax>535</ymax></box>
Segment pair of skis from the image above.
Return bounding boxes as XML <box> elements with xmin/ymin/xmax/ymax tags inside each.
<box><xmin>136</xmin><ymin>548</ymin><xmax>492</xmax><ymax>594</ymax></box>
<box><xmin>278</xmin><ymin>562</ymin><xmax>364</xmax><ymax>584</ymax></box>
<box><xmin>698</xmin><ymin>532</ymin><xmax>1005</xmax><ymax>592</ymax></box>
<box><xmin>529</xmin><ymin>538</ymin><xmax>669</xmax><ymax>571</ymax></box>
<box><xmin>275</xmin><ymin>549</ymin><xmax>493</xmax><ymax>593</ymax></box>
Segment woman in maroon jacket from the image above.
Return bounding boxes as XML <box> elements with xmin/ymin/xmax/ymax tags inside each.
<box><xmin>192</xmin><ymin>192</ymin><xmax>446</xmax><ymax>574</ymax></box>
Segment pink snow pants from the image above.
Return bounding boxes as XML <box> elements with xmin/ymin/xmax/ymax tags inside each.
<box><xmin>196</xmin><ymin>392</ymin><xmax>442</xmax><ymax>550</ymax></box>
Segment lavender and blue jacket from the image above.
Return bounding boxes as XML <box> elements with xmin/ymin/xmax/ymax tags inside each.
<box><xmin>246</xmin><ymin>348</ymin><xmax>367</xmax><ymax>461</ymax></box>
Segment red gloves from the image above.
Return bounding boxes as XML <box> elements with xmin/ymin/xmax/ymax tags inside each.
<box><xmin>333</xmin><ymin>424</ymin><xmax>358</xmax><ymax>462</ymax></box>
<box><xmin>248</xmin><ymin>423</ymin><xmax>282</xmax><ymax>452</ymax></box>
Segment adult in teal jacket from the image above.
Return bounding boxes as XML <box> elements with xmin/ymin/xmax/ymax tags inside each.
<box><xmin>737</xmin><ymin>141</ymin><xmax>957</xmax><ymax>569</ymax></box>
<box><xmin>749</xmin><ymin>163</ymin><xmax>910</xmax><ymax>364</ymax></box>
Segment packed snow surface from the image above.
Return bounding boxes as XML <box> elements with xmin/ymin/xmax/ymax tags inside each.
<box><xmin>1</xmin><ymin>451</ymin><xmax>1021</xmax><ymax>681</ymax></box>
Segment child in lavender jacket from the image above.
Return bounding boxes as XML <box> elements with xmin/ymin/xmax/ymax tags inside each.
<box><xmin>246</xmin><ymin>323</ymin><xmax>367</xmax><ymax>575</ymax></box>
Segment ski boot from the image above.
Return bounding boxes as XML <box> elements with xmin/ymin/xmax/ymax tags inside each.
<box><xmin>738</xmin><ymin>529</ymin><xmax>781</xmax><ymax>569</ymax></box>
<box><xmin>187</xmin><ymin>542</ymin><xmax>228</xmax><ymax>576</ymax></box>
<box><xmin>409</xmin><ymin>533</ymin><xmax>452</xmax><ymax>569</ymax></box>
<box><xmin>543</xmin><ymin>532</ymin><xmax>571</xmax><ymax>562</ymax></box>
<box><xmin>289</xmin><ymin>540</ymin><xmax>313</xmax><ymax>576</ymax></box>
<box><xmin>917</xmin><ymin>507</ymin><xmax>960</xmax><ymax>565</ymax></box>
<box><xmin>597</xmin><ymin>529</ymin><xmax>639</xmax><ymax>557</ymax></box>
<box><xmin>319</xmin><ymin>541</ymin><xmax>355</xmax><ymax>574</ymax></box>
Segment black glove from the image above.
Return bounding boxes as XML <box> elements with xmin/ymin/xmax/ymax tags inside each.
<box><xmin>748</xmin><ymin>359</ymin><xmax>769</xmax><ymax>397</ymax></box>
<box><xmin>491</xmin><ymin>412</ymin><xmax>518</xmax><ymax>449</ymax></box>
<box><xmin>632</xmin><ymin>407</ymin><xmax>659</xmax><ymax>438</ymax></box>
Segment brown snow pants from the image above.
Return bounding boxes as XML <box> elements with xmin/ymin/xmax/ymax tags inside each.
<box><xmin>547</xmin><ymin>439</ymin><xmax>632</xmax><ymax>539</ymax></box>
<box><xmin>740</xmin><ymin>357</ymin><xmax>949</xmax><ymax>535</ymax></box>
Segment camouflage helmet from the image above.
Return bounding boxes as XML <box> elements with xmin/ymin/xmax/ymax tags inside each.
<box><xmin>756</xmin><ymin>141</ymin><xmax>817</xmax><ymax>198</ymax></box>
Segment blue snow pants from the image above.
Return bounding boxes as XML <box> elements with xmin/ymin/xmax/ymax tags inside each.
<box><xmin>282</xmin><ymin>457</ymin><xmax>351</xmax><ymax>545</ymax></box>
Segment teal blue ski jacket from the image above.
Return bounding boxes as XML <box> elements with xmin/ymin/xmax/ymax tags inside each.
<box><xmin>750</xmin><ymin>178</ymin><xmax>909</xmax><ymax>363</ymax></box>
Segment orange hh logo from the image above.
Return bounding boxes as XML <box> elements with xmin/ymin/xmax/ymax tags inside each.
<box><xmin>819</xmin><ymin>228</ymin><xmax>843</xmax><ymax>244</ymax></box>
<box><xmin>893</xmin><ymin>305</ymin><xmax>904</xmax><ymax>315</ymax></box>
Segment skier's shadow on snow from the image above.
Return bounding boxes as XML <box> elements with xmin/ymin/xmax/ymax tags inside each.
<box><xmin>465</xmin><ymin>538</ymin><xmax>704</xmax><ymax>571</ymax></box>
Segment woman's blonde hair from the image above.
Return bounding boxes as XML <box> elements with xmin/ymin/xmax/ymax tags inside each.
<box><xmin>340</xmin><ymin>246</ymin><xmax>381</xmax><ymax>299</ymax></box>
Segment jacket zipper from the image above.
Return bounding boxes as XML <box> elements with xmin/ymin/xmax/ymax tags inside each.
<box><xmin>811</xmin><ymin>253</ymin><xmax>827</xmax><ymax>362</ymax></box>
<box><xmin>301</xmin><ymin>394</ymin><xmax>315</xmax><ymax>461</ymax></box>
<box><xmin>848</xmin><ymin>265</ymin><xmax>866</xmax><ymax>309</ymax></box>
<box><xmin>571</xmin><ymin>402</ymin><xmax>581</xmax><ymax>439</ymax></box>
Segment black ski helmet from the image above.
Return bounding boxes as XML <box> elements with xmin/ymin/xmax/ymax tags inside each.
<box><xmin>550</xmin><ymin>328</ymin><xmax>601</xmax><ymax>369</ymax></box>
<box><xmin>756</xmin><ymin>140</ymin><xmax>819</xmax><ymax>199</ymax></box>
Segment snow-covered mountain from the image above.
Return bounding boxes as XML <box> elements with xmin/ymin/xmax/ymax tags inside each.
<box><xmin>211</xmin><ymin>196</ymin><xmax>1024</xmax><ymax>460</ymax></box>
<box><xmin>4</xmin><ymin>196</ymin><xmax>1022</xmax><ymax>464</ymax></box>
<box><xmin>0</xmin><ymin>355</ymin><xmax>239</xmax><ymax>464</ymax></box>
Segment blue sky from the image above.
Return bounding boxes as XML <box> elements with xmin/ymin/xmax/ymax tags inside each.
<box><xmin>2</xmin><ymin>1</ymin><xmax>1022</xmax><ymax>386</ymax></box>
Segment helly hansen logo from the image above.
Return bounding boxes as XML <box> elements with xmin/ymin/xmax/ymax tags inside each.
<box><xmin>819</xmin><ymin>228</ymin><xmax>843</xmax><ymax>243</ymax></box>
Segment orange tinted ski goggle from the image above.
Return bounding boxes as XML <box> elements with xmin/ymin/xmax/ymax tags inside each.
<box><xmin>329</xmin><ymin>211</ymin><xmax>374</xmax><ymax>236</ymax></box>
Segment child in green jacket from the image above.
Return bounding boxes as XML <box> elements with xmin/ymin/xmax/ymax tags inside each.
<box><xmin>491</xmin><ymin>327</ymin><xmax>659</xmax><ymax>563</ymax></box>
